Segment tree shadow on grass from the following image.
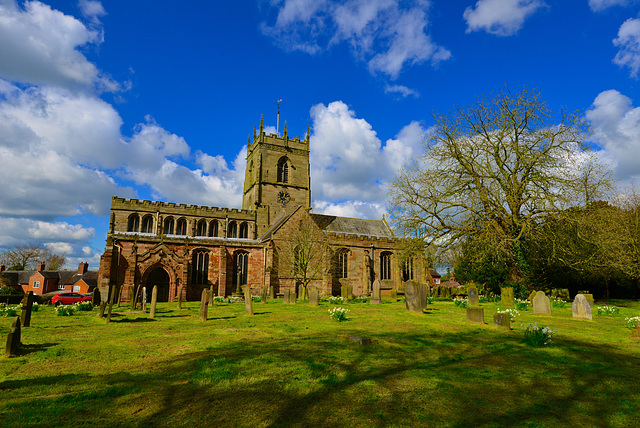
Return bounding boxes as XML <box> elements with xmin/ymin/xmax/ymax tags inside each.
<box><xmin>13</xmin><ymin>342</ymin><xmax>58</xmax><ymax>357</ymax></box>
<box><xmin>111</xmin><ymin>317</ymin><xmax>157</xmax><ymax>323</ymax></box>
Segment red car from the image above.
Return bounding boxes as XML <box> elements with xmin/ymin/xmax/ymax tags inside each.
<box><xmin>51</xmin><ymin>292</ymin><xmax>92</xmax><ymax>306</ymax></box>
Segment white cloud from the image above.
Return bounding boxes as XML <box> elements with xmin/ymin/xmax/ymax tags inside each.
<box><xmin>384</xmin><ymin>84</ymin><xmax>419</xmax><ymax>98</ymax></box>
<box><xmin>464</xmin><ymin>0</ymin><xmax>546</xmax><ymax>36</ymax></box>
<box><xmin>309</xmin><ymin>101</ymin><xmax>424</xmax><ymax>217</ymax></box>
<box><xmin>261</xmin><ymin>0</ymin><xmax>450</xmax><ymax>79</ymax></box>
<box><xmin>313</xmin><ymin>200</ymin><xmax>388</xmax><ymax>220</ymax></box>
<box><xmin>589</xmin><ymin>0</ymin><xmax>633</xmax><ymax>11</ymax></box>
<box><xmin>78</xmin><ymin>0</ymin><xmax>106</xmax><ymax>19</ymax></box>
<box><xmin>0</xmin><ymin>217</ymin><xmax>94</xmax><ymax>247</ymax></box>
<box><xmin>587</xmin><ymin>90</ymin><xmax>640</xmax><ymax>180</ymax></box>
<box><xmin>0</xmin><ymin>0</ymin><xmax>117</xmax><ymax>91</ymax></box>
<box><xmin>613</xmin><ymin>18</ymin><xmax>640</xmax><ymax>78</ymax></box>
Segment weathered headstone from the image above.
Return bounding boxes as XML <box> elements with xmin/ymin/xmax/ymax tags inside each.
<box><xmin>261</xmin><ymin>286</ymin><xmax>268</xmax><ymax>303</ymax></box>
<box><xmin>92</xmin><ymin>288</ymin><xmax>101</xmax><ymax>306</ymax></box>
<box><xmin>5</xmin><ymin>328</ymin><xmax>20</xmax><ymax>358</ymax></box>
<box><xmin>283</xmin><ymin>289</ymin><xmax>291</xmax><ymax>304</ymax></box>
<box><xmin>199</xmin><ymin>289</ymin><xmax>209</xmax><ymax>321</ymax></box>
<box><xmin>533</xmin><ymin>291</ymin><xmax>552</xmax><ymax>316</ymax></box>
<box><xmin>10</xmin><ymin>316</ymin><xmax>20</xmax><ymax>344</ymax></box>
<box><xmin>20</xmin><ymin>291</ymin><xmax>34</xmax><ymax>327</ymax></box>
<box><xmin>209</xmin><ymin>286</ymin><xmax>214</xmax><ymax>306</ymax></box>
<box><xmin>97</xmin><ymin>302</ymin><xmax>106</xmax><ymax>318</ymax></box>
<box><xmin>493</xmin><ymin>312</ymin><xmax>511</xmax><ymax>329</ymax></box>
<box><xmin>370</xmin><ymin>279</ymin><xmax>382</xmax><ymax>304</ymax></box>
<box><xmin>420</xmin><ymin>284</ymin><xmax>428</xmax><ymax>309</ymax></box>
<box><xmin>391</xmin><ymin>289</ymin><xmax>398</xmax><ymax>301</ymax></box>
<box><xmin>142</xmin><ymin>287</ymin><xmax>147</xmax><ymax>312</ymax></box>
<box><xmin>269</xmin><ymin>286</ymin><xmax>275</xmax><ymax>300</ymax></box>
<box><xmin>631</xmin><ymin>323</ymin><xmax>640</xmax><ymax>340</ymax></box>
<box><xmin>149</xmin><ymin>285</ymin><xmax>158</xmax><ymax>319</ymax></box>
<box><xmin>467</xmin><ymin>286</ymin><xmax>479</xmax><ymax>306</ymax></box>
<box><xmin>501</xmin><ymin>287</ymin><xmax>514</xmax><ymax>307</ymax></box>
<box><xmin>177</xmin><ymin>285</ymin><xmax>183</xmax><ymax>309</ymax></box>
<box><xmin>404</xmin><ymin>281</ymin><xmax>424</xmax><ymax>314</ymax></box>
<box><xmin>466</xmin><ymin>307</ymin><xmax>485</xmax><ymax>323</ymax></box>
<box><xmin>309</xmin><ymin>286</ymin><xmax>319</xmax><ymax>306</ymax></box>
<box><xmin>528</xmin><ymin>290</ymin><xmax>537</xmax><ymax>303</ymax></box>
<box><xmin>572</xmin><ymin>294</ymin><xmax>592</xmax><ymax>320</ymax></box>
<box><xmin>583</xmin><ymin>293</ymin><xmax>594</xmax><ymax>308</ymax></box>
<box><xmin>290</xmin><ymin>289</ymin><xmax>297</xmax><ymax>304</ymax></box>
<box><xmin>242</xmin><ymin>286</ymin><xmax>254</xmax><ymax>315</ymax></box>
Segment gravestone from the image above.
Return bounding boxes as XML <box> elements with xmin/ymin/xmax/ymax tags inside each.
<box><xmin>283</xmin><ymin>289</ymin><xmax>291</xmax><ymax>304</ymax></box>
<box><xmin>199</xmin><ymin>289</ymin><xmax>209</xmax><ymax>321</ymax></box>
<box><xmin>209</xmin><ymin>286</ymin><xmax>214</xmax><ymax>306</ymax></box>
<box><xmin>528</xmin><ymin>290</ymin><xmax>537</xmax><ymax>303</ymax></box>
<box><xmin>583</xmin><ymin>293</ymin><xmax>594</xmax><ymax>308</ymax></box>
<box><xmin>149</xmin><ymin>285</ymin><xmax>158</xmax><ymax>319</ymax></box>
<box><xmin>261</xmin><ymin>286</ymin><xmax>268</xmax><ymax>303</ymax></box>
<box><xmin>493</xmin><ymin>312</ymin><xmax>511</xmax><ymax>330</ymax></box>
<box><xmin>404</xmin><ymin>281</ymin><xmax>424</xmax><ymax>314</ymax></box>
<box><xmin>92</xmin><ymin>288</ymin><xmax>101</xmax><ymax>306</ymax></box>
<box><xmin>391</xmin><ymin>289</ymin><xmax>398</xmax><ymax>301</ymax></box>
<box><xmin>20</xmin><ymin>291</ymin><xmax>34</xmax><ymax>327</ymax></box>
<box><xmin>177</xmin><ymin>285</ymin><xmax>183</xmax><ymax>309</ymax></box>
<box><xmin>466</xmin><ymin>307</ymin><xmax>485</xmax><ymax>323</ymax></box>
<box><xmin>298</xmin><ymin>284</ymin><xmax>306</xmax><ymax>301</ymax></box>
<box><xmin>269</xmin><ymin>286</ymin><xmax>275</xmax><ymax>300</ymax></box>
<box><xmin>631</xmin><ymin>323</ymin><xmax>640</xmax><ymax>340</ymax></box>
<box><xmin>290</xmin><ymin>289</ymin><xmax>297</xmax><ymax>304</ymax></box>
<box><xmin>572</xmin><ymin>294</ymin><xmax>592</xmax><ymax>320</ymax></box>
<box><xmin>532</xmin><ymin>291</ymin><xmax>552</xmax><ymax>316</ymax></box>
<box><xmin>370</xmin><ymin>279</ymin><xmax>382</xmax><ymax>304</ymax></box>
<box><xmin>5</xmin><ymin>317</ymin><xmax>21</xmax><ymax>358</ymax></box>
<box><xmin>467</xmin><ymin>286</ymin><xmax>479</xmax><ymax>306</ymax></box>
<box><xmin>309</xmin><ymin>286</ymin><xmax>319</xmax><ymax>307</ymax></box>
<box><xmin>97</xmin><ymin>302</ymin><xmax>106</xmax><ymax>318</ymax></box>
<box><xmin>10</xmin><ymin>316</ymin><xmax>21</xmax><ymax>345</ymax></box>
<box><xmin>142</xmin><ymin>287</ymin><xmax>147</xmax><ymax>312</ymax></box>
<box><xmin>242</xmin><ymin>286</ymin><xmax>254</xmax><ymax>315</ymax></box>
<box><xmin>501</xmin><ymin>287</ymin><xmax>514</xmax><ymax>307</ymax></box>
<box><xmin>420</xmin><ymin>284</ymin><xmax>428</xmax><ymax>309</ymax></box>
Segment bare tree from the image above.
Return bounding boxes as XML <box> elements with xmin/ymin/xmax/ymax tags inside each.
<box><xmin>390</xmin><ymin>88</ymin><xmax>613</xmax><ymax>284</ymax></box>
<box><xmin>0</xmin><ymin>243</ymin><xmax>66</xmax><ymax>270</ymax></box>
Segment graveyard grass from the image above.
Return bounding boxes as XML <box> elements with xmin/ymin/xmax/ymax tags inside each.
<box><xmin>1</xmin><ymin>298</ymin><xmax>640</xmax><ymax>427</ymax></box>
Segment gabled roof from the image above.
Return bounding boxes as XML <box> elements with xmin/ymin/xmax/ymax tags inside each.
<box><xmin>310</xmin><ymin>214</ymin><xmax>393</xmax><ymax>238</ymax></box>
<box><xmin>1</xmin><ymin>271</ymin><xmax>34</xmax><ymax>286</ymax></box>
<box><xmin>258</xmin><ymin>206</ymin><xmax>304</xmax><ymax>241</ymax></box>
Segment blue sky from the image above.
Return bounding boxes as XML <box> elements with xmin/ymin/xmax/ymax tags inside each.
<box><xmin>1</xmin><ymin>0</ymin><xmax>639</xmax><ymax>269</ymax></box>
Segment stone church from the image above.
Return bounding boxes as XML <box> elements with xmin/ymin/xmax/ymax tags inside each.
<box><xmin>97</xmin><ymin>116</ymin><xmax>428</xmax><ymax>302</ymax></box>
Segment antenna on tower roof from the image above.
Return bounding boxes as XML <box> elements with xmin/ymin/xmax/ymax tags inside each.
<box><xmin>275</xmin><ymin>99</ymin><xmax>283</xmax><ymax>135</ymax></box>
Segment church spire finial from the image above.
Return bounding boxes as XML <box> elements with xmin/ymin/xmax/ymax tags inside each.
<box><xmin>259</xmin><ymin>114</ymin><xmax>264</xmax><ymax>134</ymax></box>
<box><xmin>306</xmin><ymin>125</ymin><xmax>310</xmax><ymax>143</ymax></box>
<box><xmin>283</xmin><ymin>120</ymin><xmax>287</xmax><ymax>138</ymax></box>
<box><xmin>253</xmin><ymin>124</ymin><xmax>257</xmax><ymax>142</ymax></box>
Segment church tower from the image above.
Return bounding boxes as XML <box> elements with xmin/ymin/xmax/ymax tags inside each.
<box><xmin>242</xmin><ymin>115</ymin><xmax>311</xmax><ymax>231</ymax></box>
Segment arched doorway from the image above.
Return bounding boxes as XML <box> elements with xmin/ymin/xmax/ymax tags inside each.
<box><xmin>146</xmin><ymin>267</ymin><xmax>171</xmax><ymax>302</ymax></box>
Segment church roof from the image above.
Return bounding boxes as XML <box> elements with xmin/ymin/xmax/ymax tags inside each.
<box><xmin>310</xmin><ymin>214</ymin><xmax>393</xmax><ymax>238</ymax></box>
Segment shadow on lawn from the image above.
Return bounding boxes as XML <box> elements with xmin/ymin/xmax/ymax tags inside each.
<box><xmin>14</xmin><ymin>342</ymin><xmax>58</xmax><ymax>357</ymax></box>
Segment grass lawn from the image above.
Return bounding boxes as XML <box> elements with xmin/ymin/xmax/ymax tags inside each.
<box><xmin>1</xmin><ymin>297</ymin><xmax>639</xmax><ymax>427</ymax></box>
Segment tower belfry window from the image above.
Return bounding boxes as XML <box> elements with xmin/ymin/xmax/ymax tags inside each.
<box><xmin>277</xmin><ymin>158</ymin><xmax>289</xmax><ymax>183</ymax></box>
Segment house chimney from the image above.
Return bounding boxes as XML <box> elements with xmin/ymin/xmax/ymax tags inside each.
<box><xmin>78</xmin><ymin>262</ymin><xmax>88</xmax><ymax>275</ymax></box>
<box><xmin>37</xmin><ymin>261</ymin><xmax>45</xmax><ymax>272</ymax></box>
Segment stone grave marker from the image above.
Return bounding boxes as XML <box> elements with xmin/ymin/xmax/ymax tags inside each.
<box><xmin>467</xmin><ymin>286</ymin><xmax>479</xmax><ymax>306</ymax></box>
<box><xmin>501</xmin><ymin>287</ymin><xmax>514</xmax><ymax>307</ymax></box>
<box><xmin>370</xmin><ymin>279</ymin><xmax>382</xmax><ymax>304</ymax></box>
<box><xmin>200</xmin><ymin>289</ymin><xmax>209</xmax><ymax>322</ymax></box>
<box><xmin>391</xmin><ymin>289</ymin><xmax>398</xmax><ymax>301</ymax></box>
<box><xmin>420</xmin><ymin>283</ymin><xmax>428</xmax><ymax>309</ymax></box>
<box><xmin>5</xmin><ymin>318</ymin><xmax>21</xmax><ymax>358</ymax></box>
<box><xmin>142</xmin><ymin>287</ymin><xmax>147</xmax><ymax>312</ymax></box>
<box><xmin>283</xmin><ymin>289</ymin><xmax>290</xmax><ymax>303</ymax></box>
<box><xmin>290</xmin><ymin>289</ymin><xmax>297</xmax><ymax>304</ymax></box>
<box><xmin>149</xmin><ymin>285</ymin><xmax>158</xmax><ymax>319</ymax></box>
<box><xmin>572</xmin><ymin>294</ymin><xmax>592</xmax><ymax>320</ymax></box>
<box><xmin>466</xmin><ymin>307</ymin><xmax>485</xmax><ymax>323</ymax></box>
<box><xmin>177</xmin><ymin>285</ymin><xmax>183</xmax><ymax>309</ymax></box>
<box><xmin>631</xmin><ymin>323</ymin><xmax>640</xmax><ymax>340</ymax></box>
<box><xmin>583</xmin><ymin>293</ymin><xmax>594</xmax><ymax>308</ymax></box>
<box><xmin>242</xmin><ymin>286</ymin><xmax>254</xmax><ymax>315</ymax></box>
<box><xmin>533</xmin><ymin>291</ymin><xmax>552</xmax><ymax>316</ymax></box>
<box><xmin>261</xmin><ymin>285</ymin><xmax>268</xmax><ymax>303</ymax></box>
<box><xmin>269</xmin><ymin>286</ymin><xmax>275</xmax><ymax>300</ymax></box>
<box><xmin>97</xmin><ymin>302</ymin><xmax>106</xmax><ymax>318</ymax></box>
<box><xmin>404</xmin><ymin>281</ymin><xmax>424</xmax><ymax>314</ymax></box>
<box><xmin>309</xmin><ymin>286</ymin><xmax>319</xmax><ymax>306</ymax></box>
<box><xmin>528</xmin><ymin>290</ymin><xmax>537</xmax><ymax>303</ymax></box>
<box><xmin>493</xmin><ymin>312</ymin><xmax>511</xmax><ymax>329</ymax></box>
<box><xmin>20</xmin><ymin>291</ymin><xmax>34</xmax><ymax>327</ymax></box>
<box><xmin>92</xmin><ymin>288</ymin><xmax>101</xmax><ymax>306</ymax></box>
<box><xmin>208</xmin><ymin>286</ymin><xmax>214</xmax><ymax>305</ymax></box>
<box><xmin>341</xmin><ymin>285</ymin><xmax>348</xmax><ymax>300</ymax></box>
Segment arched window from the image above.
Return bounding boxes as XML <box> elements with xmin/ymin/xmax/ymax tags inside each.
<box><xmin>232</xmin><ymin>251</ymin><xmax>249</xmax><ymax>286</ymax></box>
<box><xmin>164</xmin><ymin>217</ymin><xmax>174</xmax><ymax>235</ymax></box>
<box><xmin>277</xmin><ymin>157</ymin><xmax>289</xmax><ymax>183</ymax></box>
<box><xmin>141</xmin><ymin>215</ymin><xmax>154</xmax><ymax>233</ymax></box>
<box><xmin>208</xmin><ymin>220</ymin><xmax>218</xmax><ymax>237</ymax></box>
<box><xmin>176</xmin><ymin>218</ymin><xmax>187</xmax><ymax>236</ymax></box>
<box><xmin>239</xmin><ymin>222</ymin><xmax>248</xmax><ymax>239</ymax></box>
<box><xmin>196</xmin><ymin>220</ymin><xmax>207</xmax><ymax>237</ymax></box>
<box><xmin>127</xmin><ymin>214</ymin><xmax>140</xmax><ymax>232</ymax></box>
<box><xmin>402</xmin><ymin>257</ymin><xmax>414</xmax><ymax>281</ymax></box>
<box><xmin>380</xmin><ymin>251</ymin><xmax>392</xmax><ymax>281</ymax></box>
<box><xmin>228</xmin><ymin>221</ymin><xmax>237</xmax><ymax>238</ymax></box>
<box><xmin>337</xmin><ymin>248</ymin><xmax>349</xmax><ymax>279</ymax></box>
<box><xmin>192</xmin><ymin>250</ymin><xmax>209</xmax><ymax>285</ymax></box>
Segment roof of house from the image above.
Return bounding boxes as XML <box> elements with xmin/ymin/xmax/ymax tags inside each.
<box><xmin>0</xmin><ymin>271</ymin><xmax>34</xmax><ymax>286</ymax></box>
<box><xmin>310</xmin><ymin>214</ymin><xmax>393</xmax><ymax>238</ymax></box>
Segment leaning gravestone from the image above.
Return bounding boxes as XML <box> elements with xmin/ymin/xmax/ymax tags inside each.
<box><xmin>20</xmin><ymin>291</ymin><xmax>34</xmax><ymax>327</ymax></box>
<box><xmin>283</xmin><ymin>289</ymin><xmax>290</xmax><ymax>304</ymax></box>
<box><xmin>142</xmin><ymin>287</ymin><xmax>147</xmax><ymax>312</ymax></box>
<box><xmin>572</xmin><ymin>294</ymin><xmax>592</xmax><ymax>320</ymax></box>
<box><xmin>149</xmin><ymin>285</ymin><xmax>158</xmax><ymax>319</ymax></box>
<box><xmin>370</xmin><ymin>279</ymin><xmax>382</xmax><ymax>304</ymax></box>
<box><xmin>404</xmin><ymin>281</ymin><xmax>424</xmax><ymax>314</ymax></box>
<box><xmin>493</xmin><ymin>312</ymin><xmax>511</xmax><ymax>330</ymax></box>
<box><xmin>467</xmin><ymin>286</ymin><xmax>479</xmax><ymax>306</ymax></box>
<box><xmin>420</xmin><ymin>283</ymin><xmax>428</xmax><ymax>309</ymax></box>
<box><xmin>177</xmin><ymin>285</ymin><xmax>183</xmax><ymax>309</ymax></box>
<box><xmin>528</xmin><ymin>290</ymin><xmax>537</xmax><ymax>303</ymax></box>
<box><xmin>261</xmin><ymin>286</ymin><xmax>268</xmax><ymax>303</ymax></box>
<box><xmin>501</xmin><ymin>287</ymin><xmax>514</xmax><ymax>307</ymax></box>
<box><xmin>466</xmin><ymin>307</ymin><xmax>485</xmax><ymax>323</ymax></box>
<box><xmin>583</xmin><ymin>294</ymin><xmax>594</xmax><ymax>308</ymax></box>
<box><xmin>309</xmin><ymin>286</ymin><xmax>319</xmax><ymax>307</ymax></box>
<box><xmin>269</xmin><ymin>286</ymin><xmax>275</xmax><ymax>300</ymax></box>
<box><xmin>209</xmin><ymin>286</ymin><xmax>214</xmax><ymax>305</ymax></box>
<box><xmin>199</xmin><ymin>289</ymin><xmax>209</xmax><ymax>322</ymax></box>
<box><xmin>533</xmin><ymin>291</ymin><xmax>552</xmax><ymax>316</ymax></box>
<box><xmin>92</xmin><ymin>288</ymin><xmax>101</xmax><ymax>306</ymax></box>
<box><xmin>242</xmin><ymin>286</ymin><xmax>254</xmax><ymax>315</ymax></box>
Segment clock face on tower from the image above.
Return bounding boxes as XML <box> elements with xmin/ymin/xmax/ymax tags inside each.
<box><xmin>277</xmin><ymin>190</ymin><xmax>291</xmax><ymax>205</ymax></box>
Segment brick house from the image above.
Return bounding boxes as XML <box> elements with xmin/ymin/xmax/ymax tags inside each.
<box><xmin>10</xmin><ymin>262</ymin><xmax>98</xmax><ymax>295</ymax></box>
<box><xmin>97</xmin><ymin>117</ymin><xmax>429</xmax><ymax>302</ymax></box>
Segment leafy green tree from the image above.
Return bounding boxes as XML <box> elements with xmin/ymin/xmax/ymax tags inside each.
<box><xmin>0</xmin><ymin>243</ymin><xmax>66</xmax><ymax>270</ymax></box>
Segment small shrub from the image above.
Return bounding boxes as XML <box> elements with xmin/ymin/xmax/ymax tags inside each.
<box><xmin>213</xmin><ymin>296</ymin><xmax>230</xmax><ymax>303</ymax></box>
<box><xmin>495</xmin><ymin>308</ymin><xmax>520</xmax><ymax>322</ymax></box>
<box><xmin>329</xmin><ymin>296</ymin><xmax>346</xmax><ymax>305</ymax></box>
<box><xmin>31</xmin><ymin>302</ymin><xmax>39</xmax><ymax>312</ymax></box>
<box><xmin>427</xmin><ymin>296</ymin><xmax>433</xmax><ymax>305</ymax></box>
<box><xmin>55</xmin><ymin>305</ymin><xmax>76</xmax><ymax>316</ymax></box>
<box><xmin>596</xmin><ymin>305</ymin><xmax>619</xmax><ymax>316</ymax></box>
<box><xmin>514</xmin><ymin>298</ymin><xmax>529</xmax><ymax>311</ymax></box>
<box><xmin>1</xmin><ymin>305</ymin><xmax>20</xmax><ymax>317</ymax></box>
<box><xmin>625</xmin><ymin>316</ymin><xmax>640</xmax><ymax>329</ymax></box>
<box><xmin>252</xmin><ymin>296</ymin><xmax>261</xmax><ymax>302</ymax></box>
<box><xmin>75</xmin><ymin>302</ymin><xmax>93</xmax><ymax>311</ymax></box>
<box><xmin>328</xmin><ymin>307</ymin><xmax>350</xmax><ymax>322</ymax></box>
<box><xmin>453</xmin><ymin>297</ymin><xmax>468</xmax><ymax>308</ymax></box>
<box><xmin>353</xmin><ymin>296</ymin><xmax>369</xmax><ymax>303</ymax></box>
<box><xmin>551</xmin><ymin>297</ymin><xmax>567</xmax><ymax>308</ymax></box>
<box><xmin>523</xmin><ymin>323</ymin><xmax>557</xmax><ymax>346</ymax></box>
